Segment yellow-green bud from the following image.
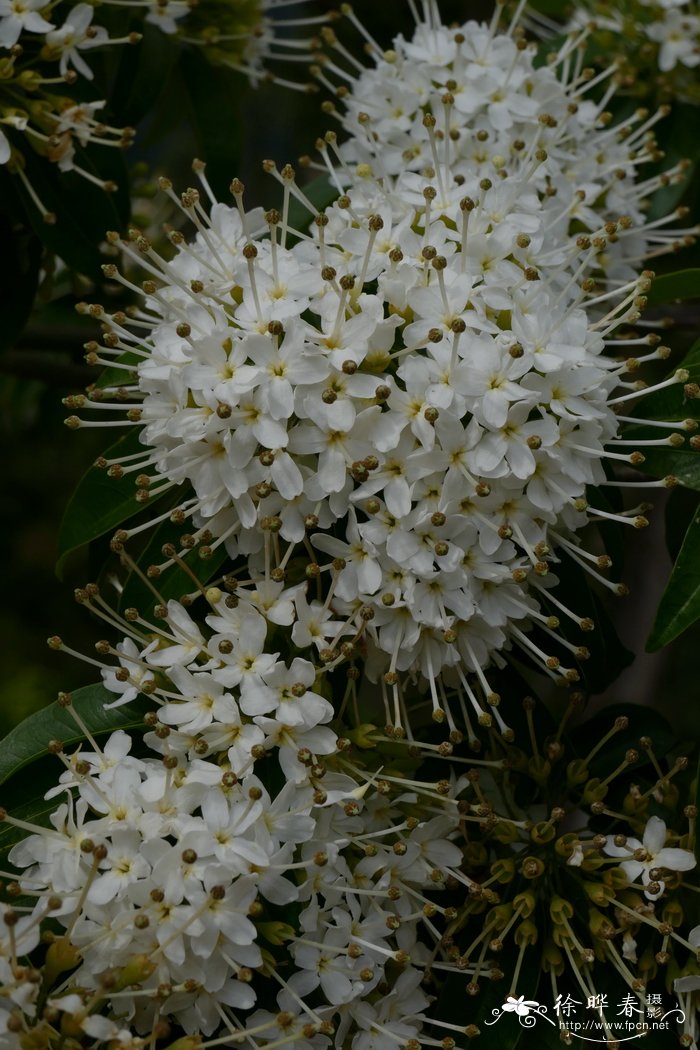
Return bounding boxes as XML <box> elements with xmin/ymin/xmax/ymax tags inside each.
<box><xmin>527</xmin><ymin>756</ymin><xmax>551</xmax><ymax>785</ymax></box>
<box><xmin>513</xmin><ymin>890</ymin><xmax>537</xmax><ymax>918</ymax></box>
<box><xmin>162</xmin><ymin>1039</ymin><xmax>202</xmax><ymax>1050</ymax></box>
<box><xmin>463</xmin><ymin>843</ymin><xmax>489</xmax><ymax>867</ymax></box>
<box><xmin>346</xmin><ymin>724</ymin><xmax>378</xmax><ymax>749</ymax></box>
<box><xmin>609</xmin><ymin>866</ymin><xmax>633</xmax><ymax>890</ymax></box>
<box><xmin>490</xmin><ymin>820</ymin><xmax>520</xmax><ymax>844</ymax></box>
<box><xmin>662</xmin><ymin>901</ymin><xmax>684</xmax><ymax>930</ymax></box>
<box><xmin>114</xmin><ymin>953</ymin><xmax>157</xmax><ymax>990</ymax></box>
<box><xmin>257</xmin><ymin>922</ymin><xmax>296</xmax><ymax>945</ymax></box>
<box><xmin>490</xmin><ymin>858</ymin><xmax>516</xmax><ymax>884</ymax></box>
<box><xmin>581</xmin><ymin>777</ymin><xmax>608</xmax><ymax>804</ymax></box>
<box><xmin>581</xmin><ymin>851</ymin><xmax>606</xmax><ymax>872</ymax></box>
<box><xmin>566</xmin><ymin>758</ymin><xmax>589</xmax><ymax>786</ymax></box>
<box><xmin>520</xmin><ymin>856</ymin><xmax>545</xmax><ymax>880</ymax></box>
<box><xmin>549</xmin><ymin>895</ymin><xmax>574</xmax><ymax>922</ymax></box>
<box><xmin>489</xmin><ymin>903</ymin><xmax>514</xmax><ymax>931</ymax></box>
<box><xmin>530</xmin><ymin>821</ymin><xmax>556</xmax><ymax>845</ymax></box>
<box><xmin>582</xmin><ymin>880</ymin><xmax>614</xmax><ymax>906</ymax></box>
<box><xmin>588</xmin><ymin>908</ymin><xmax>616</xmax><ymax>940</ymax></box>
<box><xmin>555</xmin><ymin>832</ymin><xmax>579</xmax><ymax>860</ymax></box>
<box><xmin>514</xmin><ymin>919</ymin><xmax>538</xmax><ymax>946</ymax></box>
<box><xmin>44</xmin><ymin>936</ymin><xmax>82</xmax><ymax>986</ymax></box>
<box><xmin>542</xmin><ymin>939</ymin><xmax>565</xmax><ymax>975</ymax></box>
<box><xmin>59</xmin><ymin>1019</ymin><xmax>85</xmax><ymax>1040</ymax></box>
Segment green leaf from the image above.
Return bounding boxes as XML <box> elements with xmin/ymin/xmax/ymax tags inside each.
<box><xmin>0</xmin><ymin>682</ymin><xmax>148</xmax><ymax>787</ymax></box>
<box><xmin>647</xmin><ymin>100</ymin><xmax>700</xmax><ymax>222</ymax></box>
<box><xmin>56</xmin><ymin>429</ymin><xmax>171</xmax><ymax>577</ymax></box>
<box><xmin>93</xmin><ymin>349</ymin><xmax>141</xmax><ymax>391</ymax></box>
<box><xmin>647</xmin><ymin>509</ymin><xmax>700</xmax><ymax>650</ymax></box>
<box><xmin>645</xmin><ymin>269</ymin><xmax>700</xmax><ymax>308</ymax></box>
<box><xmin>110</xmin><ymin>22</ymin><xmax>181</xmax><ymax>128</ymax></box>
<box><xmin>635</xmin><ymin>337</ymin><xmax>700</xmax><ymax>420</ymax></box>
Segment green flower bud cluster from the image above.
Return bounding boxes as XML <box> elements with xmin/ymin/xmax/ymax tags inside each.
<box><xmin>434</xmin><ymin>699</ymin><xmax>699</xmax><ymax>1035</ymax></box>
<box><xmin>531</xmin><ymin>0</ymin><xmax>700</xmax><ymax>107</ymax></box>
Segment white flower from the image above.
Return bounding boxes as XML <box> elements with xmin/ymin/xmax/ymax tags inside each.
<box><xmin>503</xmin><ymin>995</ymin><xmax>538</xmax><ymax>1016</ymax></box>
<box><xmin>44</xmin><ymin>4</ymin><xmax>108</xmax><ymax>79</ymax></box>
<box><xmin>144</xmin><ymin>0</ymin><xmax>189</xmax><ymax>35</ymax></box>
<box><xmin>0</xmin><ymin>115</ymin><xmax>26</xmax><ymax>165</ymax></box>
<box><xmin>604</xmin><ymin>815</ymin><xmax>696</xmax><ymax>899</ymax></box>
<box><xmin>647</xmin><ymin>10</ymin><xmax>700</xmax><ymax>72</ymax></box>
<box><xmin>0</xmin><ymin>0</ymin><xmax>53</xmax><ymax>47</ymax></box>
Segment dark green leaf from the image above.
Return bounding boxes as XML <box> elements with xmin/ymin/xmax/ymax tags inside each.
<box><xmin>118</xmin><ymin>511</ymin><xmax>230</xmax><ymax>615</ymax></box>
<box><xmin>0</xmin><ymin>194</ymin><xmax>42</xmax><ymax>352</ymax></box>
<box><xmin>633</xmin><ymin>337</ymin><xmax>700</xmax><ymax>421</ymax></box>
<box><xmin>94</xmin><ymin>350</ymin><xmax>141</xmax><ymax>391</ymax></box>
<box><xmin>624</xmin><ymin>337</ymin><xmax>700</xmax><ymax>487</ymax></box>
<box><xmin>647</xmin><ymin>510</ymin><xmax>700</xmax><ymax>650</ymax></box>
<box><xmin>567</xmin><ymin>703</ymin><xmax>676</xmax><ymax>774</ymax></box>
<box><xmin>56</xmin><ymin>429</ymin><xmax>169</xmax><ymax>577</ymax></box>
<box><xmin>632</xmin><ymin>447</ymin><xmax>700</xmax><ymax>490</ymax></box>
<box><xmin>14</xmin><ymin>142</ymin><xmax>129</xmax><ymax>278</ymax></box>
<box><xmin>0</xmin><ymin>682</ymin><xmax>148</xmax><ymax>787</ymax></box>
<box><xmin>587</xmin><ymin>481</ymin><xmax>625</xmax><ymax>569</ymax></box>
<box><xmin>645</xmin><ymin>269</ymin><xmax>700</xmax><ymax>308</ymax></box>
<box><xmin>665</xmin><ymin>486</ymin><xmax>700</xmax><ymax>562</ymax></box>
<box><xmin>110</xmin><ymin>23</ymin><xmax>181</xmax><ymax>128</ymax></box>
<box><xmin>539</xmin><ymin>553</ymin><xmax>633</xmax><ymax>693</ymax></box>
<box><xmin>647</xmin><ymin>101</ymin><xmax>700</xmax><ymax>222</ymax></box>
<box><xmin>437</xmin><ymin>942</ymin><xmax>540</xmax><ymax>1048</ymax></box>
<box><xmin>180</xmin><ymin>48</ymin><xmax>242</xmax><ymax>201</ymax></box>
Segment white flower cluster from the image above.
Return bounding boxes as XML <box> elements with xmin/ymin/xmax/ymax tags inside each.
<box><xmin>75</xmin><ymin>5</ymin><xmax>696</xmax><ymax>722</ymax></box>
<box><xmin>0</xmin><ymin>0</ymin><xmax>136</xmax><ymax>173</ymax></box>
<box><xmin>320</xmin><ymin>3</ymin><xmax>697</xmax><ymax>282</ymax></box>
<box><xmin>9</xmin><ymin>596</ymin><xmax>468</xmax><ymax>1046</ymax></box>
<box><xmin>563</xmin><ymin>0</ymin><xmax>700</xmax><ymax>76</ymax></box>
